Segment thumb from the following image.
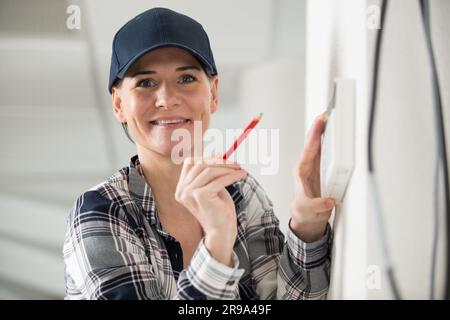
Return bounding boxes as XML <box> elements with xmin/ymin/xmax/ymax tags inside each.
<box><xmin>310</xmin><ymin>197</ymin><xmax>335</xmax><ymax>213</ymax></box>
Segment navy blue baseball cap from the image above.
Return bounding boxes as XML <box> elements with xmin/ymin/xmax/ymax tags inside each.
<box><xmin>108</xmin><ymin>7</ymin><xmax>218</xmax><ymax>93</ymax></box>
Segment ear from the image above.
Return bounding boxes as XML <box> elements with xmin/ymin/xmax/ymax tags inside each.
<box><xmin>111</xmin><ymin>86</ymin><xmax>127</xmax><ymax>123</ymax></box>
<box><xmin>210</xmin><ymin>76</ymin><xmax>219</xmax><ymax>114</ymax></box>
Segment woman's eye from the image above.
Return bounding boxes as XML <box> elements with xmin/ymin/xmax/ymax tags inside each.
<box><xmin>179</xmin><ymin>74</ymin><xmax>196</xmax><ymax>84</ymax></box>
<box><xmin>137</xmin><ymin>79</ymin><xmax>156</xmax><ymax>88</ymax></box>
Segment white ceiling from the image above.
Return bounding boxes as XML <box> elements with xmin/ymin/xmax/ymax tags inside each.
<box><xmin>0</xmin><ymin>0</ymin><xmax>304</xmax><ymax>108</ymax></box>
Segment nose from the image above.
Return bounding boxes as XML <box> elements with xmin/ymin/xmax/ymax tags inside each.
<box><xmin>154</xmin><ymin>83</ymin><xmax>180</xmax><ymax>109</ymax></box>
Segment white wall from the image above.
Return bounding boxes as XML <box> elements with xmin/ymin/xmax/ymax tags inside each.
<box><xmin>239</xmin><ymin>60</ymin><xmax>305</xmax><ymax>234</ymax></box>
<box><xmin>367</xmin><ymin>0</ymin><xmax>450</xmax><ymax>299</ymax></box>
<box><xmin>306</xmin><ymin>0</ymin><xmax>450</xmax><ymax>299</ymax></box>
<box><xmin>305</xmin><ymin>0</ymin><xmax>369</xmax><ymax>299</ymax></box>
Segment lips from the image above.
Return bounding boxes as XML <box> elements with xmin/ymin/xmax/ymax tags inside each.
<box><xmin>149</xmin><ymin>117</ymin><xmax>191</xmax><ymax>126</ymax></box>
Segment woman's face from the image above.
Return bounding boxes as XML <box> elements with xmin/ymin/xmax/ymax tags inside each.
<box><xmin>112</xmin><ymin>47</ymin><xmax>218</xmax><ymax>158</ymax></box>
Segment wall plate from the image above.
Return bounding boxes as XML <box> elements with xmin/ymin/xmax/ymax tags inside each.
<box><xmin>320</xmin><ymin>78</ymin><xmax>356</xmax><ymax>203</ymax></box>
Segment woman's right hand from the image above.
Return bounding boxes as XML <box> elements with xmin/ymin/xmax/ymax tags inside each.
<box><xmin>175</xmin><ymin>157</ymin><xmax>247</xmax><ymax>266</ymax></box>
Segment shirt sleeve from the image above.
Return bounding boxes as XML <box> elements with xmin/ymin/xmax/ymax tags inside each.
<box><xmin>63</xmin><ymin>190</ymin><xmax>165</xmax><ymax>299</ymax></box>
<box><xmin>176</xmin><ymin>239</ymin><xmax>245</xmax><ymax>300</ymax></box>
<box><xmin>63</xmin><ymin>190</ymin><xmax>246</xmax><ymax>300</ymax></box>
<box><xmin>278</xmin><ymin>221</ymin><xmax>332</xmax><ymax>299</ymax></box>
<box><xmin>241</xmin><ymin>175</ymin><xmax>332</xmax><ymax>300</ymax></box>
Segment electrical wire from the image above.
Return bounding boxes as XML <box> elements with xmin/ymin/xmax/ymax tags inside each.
<box><xmin>367</xmin><ymin>0</ymin><xmax>402</xmax><ymax>300</ymax></box>
<box><xmin>419</xmin><ymin>0</ymin><xmax>450</xmax><ymax>300</ymax></box>
<box><xmin>430</xmin><ymin>152</ymin><xmax>440</xmax><ymax>299</ymax></box>
<box><xmin>368</xmin><ymin>174</ymin><xmax>401</xmax><ymax>298</ymax></box>
<box><xmin>368</xmin><ymin>0</ymin><xmax>387</xmax><ymax>173</ymax></box>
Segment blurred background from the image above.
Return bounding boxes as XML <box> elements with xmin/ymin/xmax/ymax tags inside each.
<box><xmin>0</xmin><ymin>0</ymin><xmax>449</xmax><ymax>299</ymax></box>
<box><xmin>0</xmin><ymin>0</ymin><xmax>306</xmax><ymax>299</ymax></box>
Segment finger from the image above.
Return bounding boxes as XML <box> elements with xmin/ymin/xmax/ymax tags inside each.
<box><xmin>297</xmin><ymin>114</ymin><xmax>328</xmax><ymax>171</ymax></box>
<box><xmin>185</xmin><ymin>158</ymin><xmax>240</xmax><ymax>181</ymax></box>
<box><xmin>184</xmin><ymin>161</ymin><xmax>207</xmax><ymax>185</ymax></box>
<box><xmin>296</xmin><ymin>197</ymin><xmax>335</xmax><ymax>214</ymax></box>
<box><xmin>180</xmin><ymin>157</ymin><xmax>198</xmax><ymax>182</ymax></box>
<box><xmin>184</xmin><ymin>161</ymin><xmax>241</xmax><ymax>187</ymax></box>
<box><xmin>186</xmin><ymin>156</ymin><xmax>241</xmax><ymax>168</ymax></box>
<box><xmin>295</xmin><ymin>117</ymin><xmax>325</xmax><ymax>177</ymax></box>
<box><xmin>190</xmin><ymin>167</ymin><xmax>242</xmax><ymax>189</ymax></box>
<box><xmin>201</xmin><ymin>169</ymin><xmax>247</xmax><ymax>194</ymax></box>
<box><xmin>203</xmin><ymin>156</ymin><xmax>242</xmax><ymax>168</ymax></box>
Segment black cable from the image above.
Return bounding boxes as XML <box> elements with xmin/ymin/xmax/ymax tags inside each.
<box><xmin>431</xmin><ymin>155</ymin><xmax>440</xmax><ymax>299</ymax></box>
<box><xmin>368</xmin><ymin>0</ymin><xmax>388</xmax><ymax>173</ymax></box>
<box><xmin>420</xmin><ymin>0</ymin><xmax>439</xmax><ymax>298</ymax></box>
<box><xmin>419</xmin><ymin>0</ymin><xmax>450</xmax><ymax>300</ymax></box>
<box><xmin>367</xmin><ymin>0</ymin><xmax>402</xmax><ymax>299</ymax></box>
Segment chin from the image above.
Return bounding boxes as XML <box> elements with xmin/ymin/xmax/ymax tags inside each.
<box><xmin>143</xmin><ymin>132</ymin><xmax>196</xmax><ymax>162</ymax></box>
<box><xmin>154</xmin><ymin>142</ymin><xmax>192</xmax><ymax>163</ymax></box>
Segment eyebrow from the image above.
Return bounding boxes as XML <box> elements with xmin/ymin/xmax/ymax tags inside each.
<box><xmin>130</xmin><ymin>65</ymin><xmax>201</xmax><ymax>78</ymax></box>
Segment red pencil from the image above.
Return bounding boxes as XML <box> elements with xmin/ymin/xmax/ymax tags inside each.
<box><xmin>222</xmin><ymin>113</ymin><xmax>263</xmax><ymax>160</ymax></box>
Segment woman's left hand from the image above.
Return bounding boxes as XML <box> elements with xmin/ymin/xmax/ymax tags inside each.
<box><xmin>290</xmin><ymin>112</ymin><xmax>335</xmax><ymax>242</ymax></box>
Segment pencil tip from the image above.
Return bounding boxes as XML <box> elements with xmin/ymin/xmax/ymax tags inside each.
<box><xmin>257</xmin><ymin>112</ymin><xmax>263</xmax><ymax>120</ymax></box>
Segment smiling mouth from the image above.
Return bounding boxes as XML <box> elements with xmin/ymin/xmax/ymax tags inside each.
<box><xmin>150</xmin><ymin>119</ymin><xmax>191</xmax><ymax>126</ymax></box>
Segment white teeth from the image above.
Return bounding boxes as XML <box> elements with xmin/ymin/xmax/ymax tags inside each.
<box><xmin>152</xmin><ymin>119</ymin><xmax>188</xmax><ymax>125</ymax></box>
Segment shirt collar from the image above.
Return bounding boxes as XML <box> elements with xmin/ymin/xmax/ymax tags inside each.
<box><xmin>128</xmin><ymin>154</ymin><xmax>159</xmax><ymax>227</ymax></box>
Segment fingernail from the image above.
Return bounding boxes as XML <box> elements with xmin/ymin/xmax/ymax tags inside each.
<box><xmin>326</xmin><ymin>199</ymin><xmax>334</xmax><ymax>209</ymax></box>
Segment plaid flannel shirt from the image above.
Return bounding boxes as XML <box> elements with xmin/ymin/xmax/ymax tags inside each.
<box><xmin>63</xmin><ymin>155</ymin><xmax>332</xmax><ymax>300</ymax></box>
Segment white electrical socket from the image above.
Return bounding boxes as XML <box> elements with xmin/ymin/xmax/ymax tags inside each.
<box><xmin>320</xmin><ymin>78</ymin><xmax>356</xmax><ymax>204</ymax></box>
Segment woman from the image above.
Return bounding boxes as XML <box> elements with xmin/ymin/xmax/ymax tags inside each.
<box><xmin>63</xmin><ymin>7</ymin><xmax>335</xmax><ymax>300</ymax></box>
